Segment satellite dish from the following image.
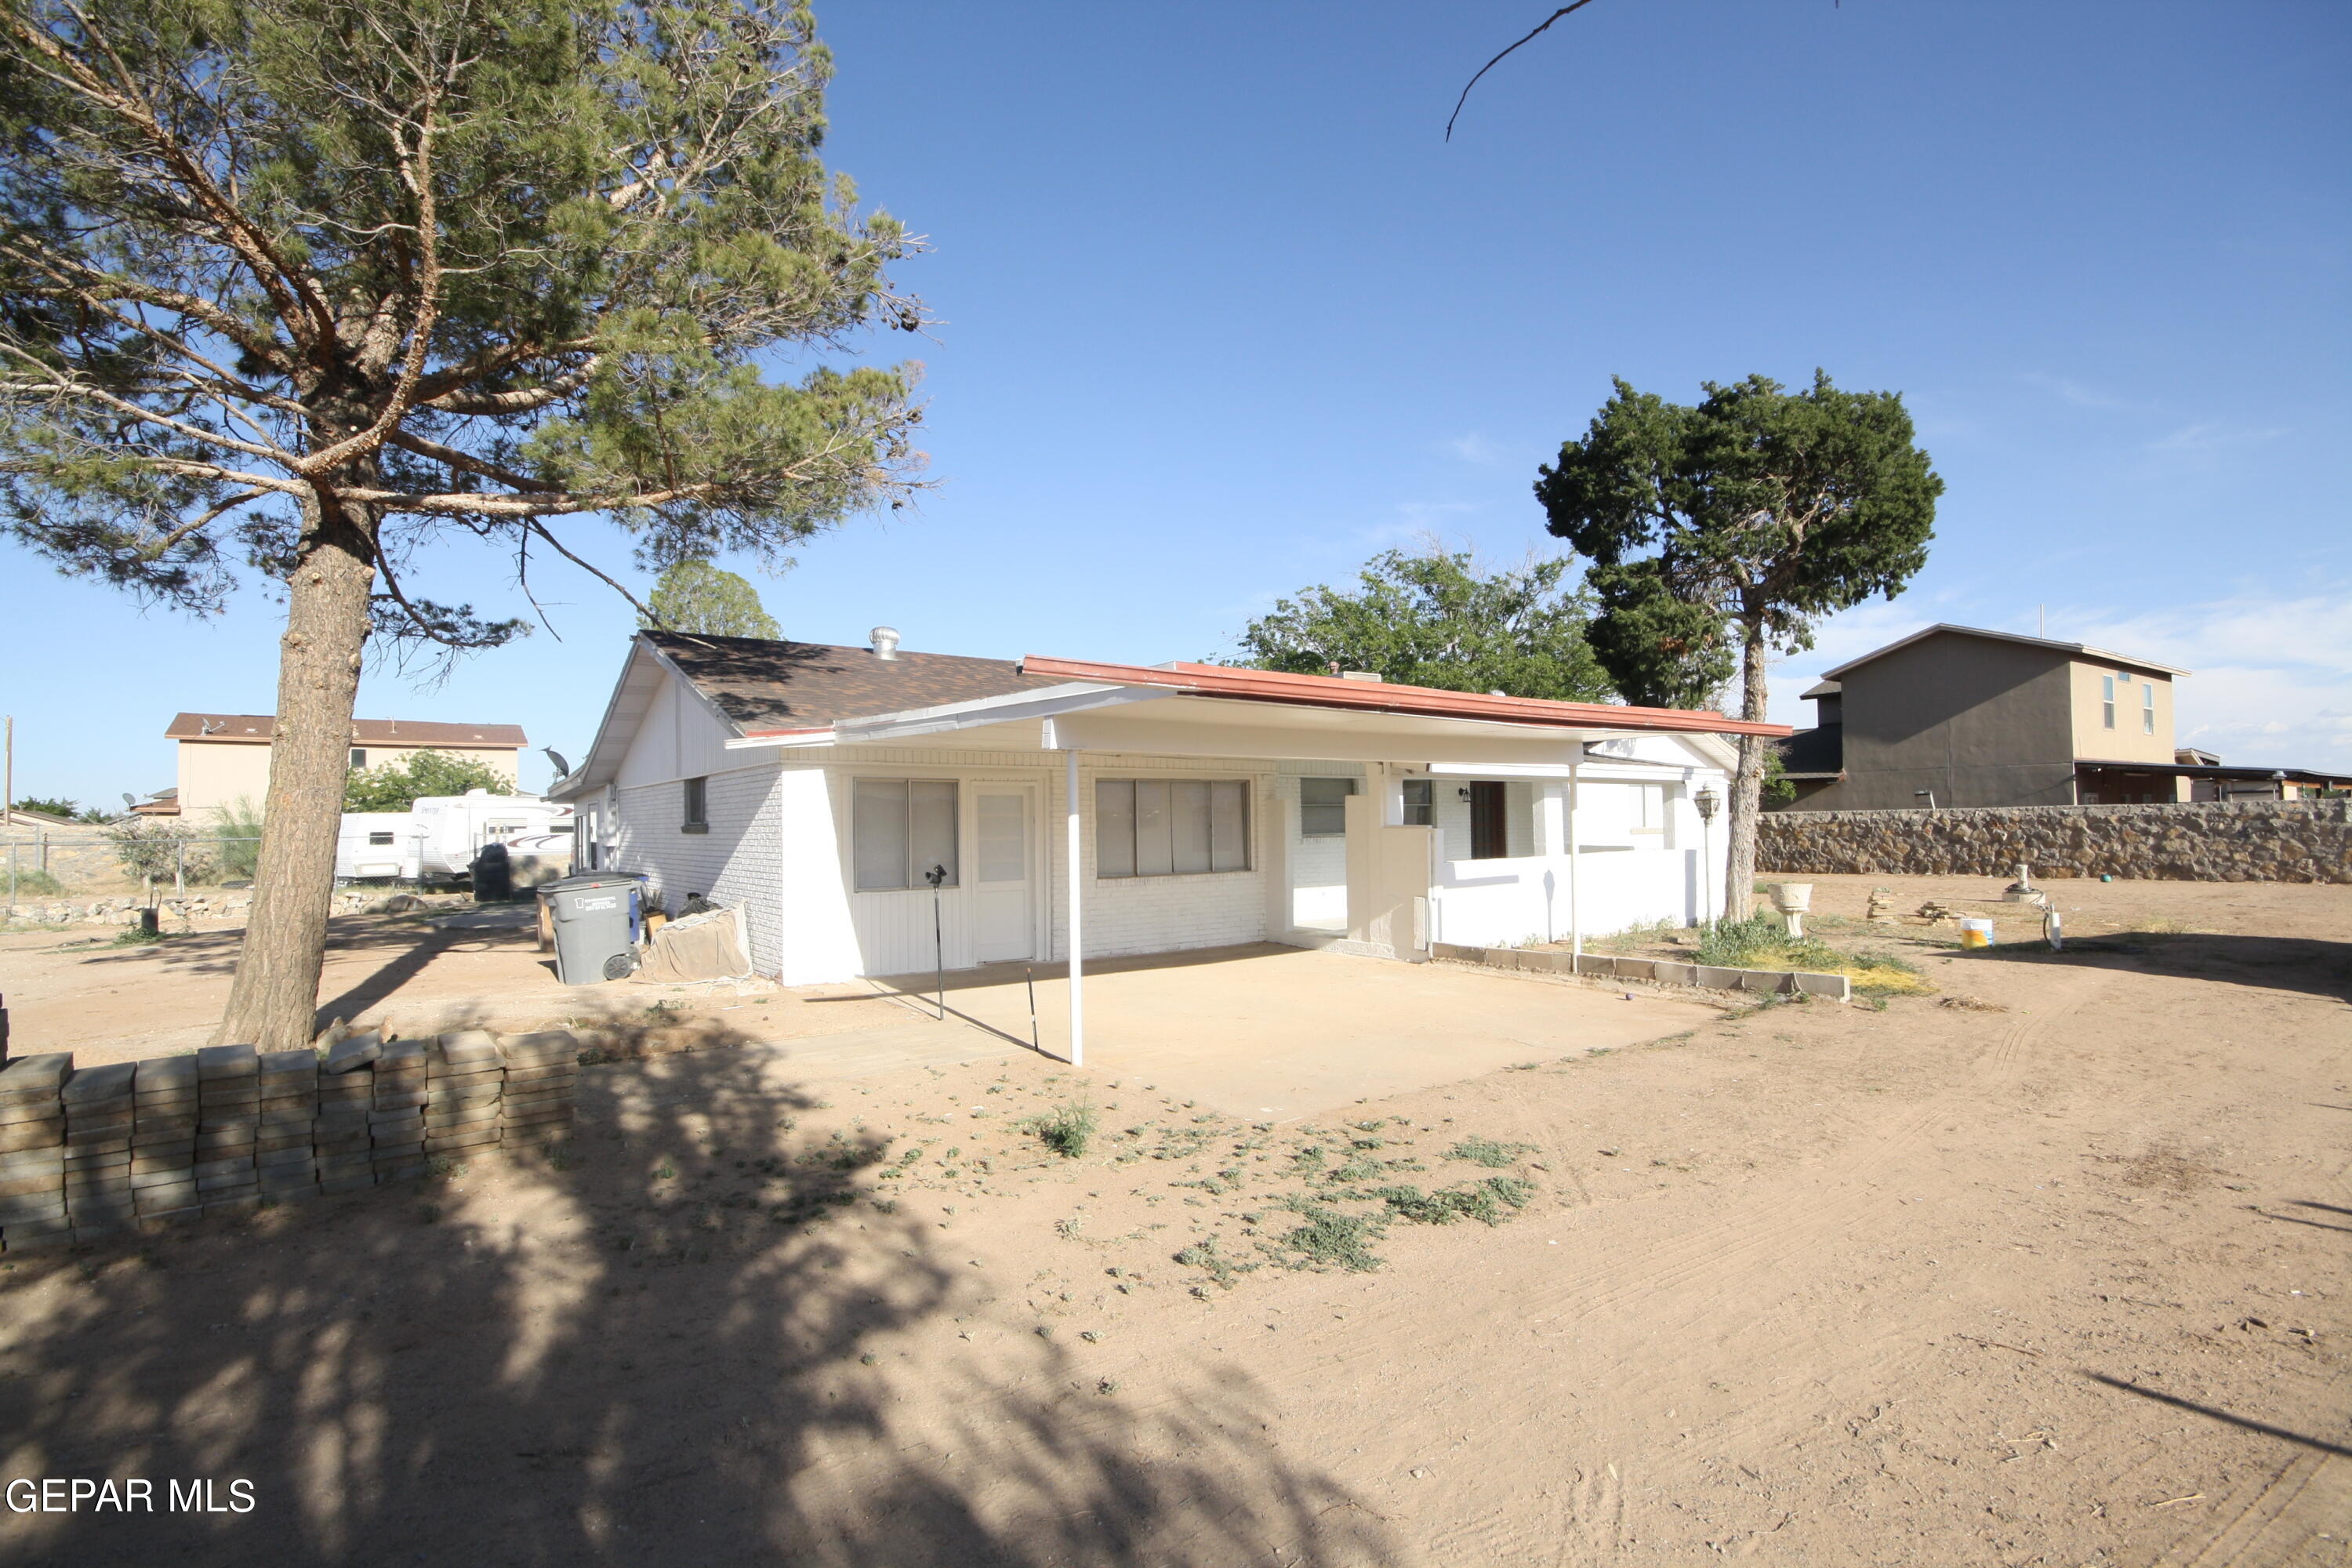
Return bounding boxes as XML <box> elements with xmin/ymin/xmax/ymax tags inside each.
<box><xmin>542</xmin><ymin>747</ymin><xmax>572</xmax><ymax>777</ymax></box>
<box><xmin>122</xmin><ymin>793</ymin><xmax>139</xmax><ymax>810</ymax></box>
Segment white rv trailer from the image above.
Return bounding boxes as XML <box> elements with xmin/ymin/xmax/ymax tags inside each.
<box><xmin>408</xmin><ymin>791</ymin><xmax>573</xmax><ymax>881</ymax></box>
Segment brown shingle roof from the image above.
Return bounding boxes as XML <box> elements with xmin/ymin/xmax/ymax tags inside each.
<box><xmin>641</xmin><ymin>631</ymin><xmax>1057</xmax><ymax>730</ymax></box>
<box><xmin>165</xmin><ymin>713</ymin><xmax>528</xmax><ymax>746</ymax></box>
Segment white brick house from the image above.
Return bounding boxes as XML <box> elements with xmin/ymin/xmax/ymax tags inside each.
<box><xmin>550</xmin><ymin>630</ymin><xmax>1780</xmax><ymax>994</ymax></box>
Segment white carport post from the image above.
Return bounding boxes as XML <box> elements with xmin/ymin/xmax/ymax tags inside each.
<box><xmin>1566</xmin><ymin>760</ymin><xmax>1582</xmax><ymax>961</ymax></box>
<box><xmin>1065</xmin><ymin>746</ymin><xmax>1085</xmax><ymax>1068</ymax></box>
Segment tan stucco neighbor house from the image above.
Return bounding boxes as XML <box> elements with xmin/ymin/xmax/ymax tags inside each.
<box><xmin>157</xmin><ymin>714</ymin><xmax>528</xmax><ymax>818</ymax></box>
<box><xmin>1773</xmin><ymin>623</ymin><xmax>2352</xmax><ymax>810</ymax></box>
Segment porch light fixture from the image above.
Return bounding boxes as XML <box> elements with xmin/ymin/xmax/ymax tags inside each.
<box><xmin>1693</xmin><ymin>786</ymin><xmax>1719</xmax><ymax>823</ymax></box>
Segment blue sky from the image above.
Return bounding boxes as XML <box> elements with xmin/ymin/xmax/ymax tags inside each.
<box><xmin>3</xmin><ymin>0</ymin><xmax>2346</xmax><ymax>808</ymax></box>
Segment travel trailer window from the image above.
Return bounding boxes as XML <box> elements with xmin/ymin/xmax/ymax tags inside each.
<box><xmin>1298</xmin><ymin>778</ymin><xmax>1356</xmax><ymax>837</ymax></box>
<box><xmin>1095</xmin><ymin>779</ymin><xmax>1249</xmax><ymax>877</ymax></box>
<box><xmin>368</xmin><ymin>831</ymin><xmax>395</xmax><ymax>847</ymax></box>
<box><xmin>852</xmin><ymin>779</ymin><xmax>958</xmax><ymax>891</ymax></box>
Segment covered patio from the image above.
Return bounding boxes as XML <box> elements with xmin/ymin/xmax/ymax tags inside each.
<box><xmin>851</xmin><ymin>943</ymin><xmax>1725</xmax><ymax>1121</ymax></box>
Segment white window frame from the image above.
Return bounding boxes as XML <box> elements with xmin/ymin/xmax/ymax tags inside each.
<box><xmin>851</xmin><ymin>779</ymin><xmax>960</xmax><ymax>891</ymax></box>
<box><xmin>2143</xmin><ymin>681</ymin><xmax>2156</xmax><ymax>735</ymax></box>
<box><xmin>1298</xmin><ymin>777</ymin><xmax>1357</xmax><ymax>837</ymax></box>
<box><xmin>1401</xmin><ymin>779</ymin><xmax>1435</xmax><ymax>826</ymax></box>
<box><xmin>2101</xmin><ymin>674</ymin><xmax>2117</xmax><ymax>731</ymax></box>
<box><xmin>1628</xmin><ymin>782</ymin><xmax>1666</xmax><ymax>836</ymax></box>
<box><xmin>1095</xmin><ymin>778</ymin><xmax>1252</xmax><ymax>878</ymax></box>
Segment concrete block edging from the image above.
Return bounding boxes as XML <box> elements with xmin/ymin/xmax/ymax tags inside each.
<box><xmin>1430</xmin><ymin>942</ymin><xmax>1852</xmax><ymax>1004</ymax></box>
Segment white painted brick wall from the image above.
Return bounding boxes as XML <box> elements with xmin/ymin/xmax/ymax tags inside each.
<box><xmin>1044</xmin><ymin>758</ymin><xmax>1271</xmax><ymax>961</ymax></box>
<box><xmin>610</xmin><ymin>763</ymin><xmax>783</xmax><ymax>975</ymax></box>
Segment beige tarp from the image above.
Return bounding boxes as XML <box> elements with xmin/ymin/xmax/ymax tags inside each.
<box><xmin>631</xmin><ymin>904</ymin><xmax>752</xmax><ymax>983</ymax></box>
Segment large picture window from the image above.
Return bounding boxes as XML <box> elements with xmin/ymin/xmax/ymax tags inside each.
<box><xmin>853</xmin><ymin>779</ymin><xmax>959</xmax><ymax>891</ymax></box>
<box><xmin>1096</xmin><ymin>779</ymin><xmax>1250</xmax><ymax>877</ymax></box>
<box><xmin>1298</xmin><ymin>777</ymin><xmax>1357</xmax><ymax>837</ymax></box>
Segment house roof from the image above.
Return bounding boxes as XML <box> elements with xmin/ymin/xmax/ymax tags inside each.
<box><xmin>1817</xmin><ymin>624</ymin><xmax>2190</xmax><ymax>681</ymax></box>
<box><xmin>1774</xmin><ymin>723</ymin><xmax>1845</xmax><ymax>779</ymax></box>
<box><xmin>641</xmin><ymin>630</ymin><xmax>1060</xmax><ymax>730</ymax></box>
<box><xmin>165</xmin><ymin>713</ymin><xmax>528</xmax><ymax>747</ymax></box>
<box><xmin>1799</xmin><ymin>680</ymin><xmax>1842</xmax><ymax>700</ymax></box>
<box><xmin>1012</xmin><ymin>658</ymin><xmax>1791</xmax><ymax>738</ymax></box>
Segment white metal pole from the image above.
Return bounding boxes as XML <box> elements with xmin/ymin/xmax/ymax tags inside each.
<box><xmin>1065</xmin><ymin>746</ymin><xmax>1084</xmax><ymax>1069</ymax></box>
<box><xmin>1566</xmin><ymin>764</ymin><xmax>1582</xmax><ymax>963</ymax></box>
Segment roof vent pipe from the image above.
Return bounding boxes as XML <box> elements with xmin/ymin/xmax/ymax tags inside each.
<box><xmin>869</xmin><ymin>626</ymin><xmax>900</xmax><ymax>661</ymax></box>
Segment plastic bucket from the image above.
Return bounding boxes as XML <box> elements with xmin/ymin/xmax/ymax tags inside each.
<box><xmin>1958</xmin><ymin>916</ymin><xmax>1995</xmax><ymax>949</ymax></box>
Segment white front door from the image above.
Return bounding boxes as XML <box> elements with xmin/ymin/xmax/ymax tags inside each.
<box><xmin>971</xmin><ymin>786</ymin><xmax>1036</xmax><ymax>962</ymax></box>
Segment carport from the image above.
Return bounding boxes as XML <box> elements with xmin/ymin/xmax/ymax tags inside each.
<box><xmin>866</xmin><ymin>942</ymin><xmax>1722</xmax><ymax>1122</ymax></box>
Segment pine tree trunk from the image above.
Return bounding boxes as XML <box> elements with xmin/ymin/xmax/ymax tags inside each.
<box><xmin>211</xmin><ymin>490</ymin><xmax>376</xmax><ymax>1050</ymax></box>
<box><xmin>1723</xmin><ymin>622</ymin><xmax>1770</xmax><ymax>924</ymax></box>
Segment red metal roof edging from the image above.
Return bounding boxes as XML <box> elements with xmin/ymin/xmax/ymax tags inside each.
<box><xmin>1017</xmin><ymin>657</ymin><xmax>1790</xmax><ymax>738</ymax></box>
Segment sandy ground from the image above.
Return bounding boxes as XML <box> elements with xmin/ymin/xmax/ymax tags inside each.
<box><xmin>0</xmin><ymin>873</ymin><xmax>2346</xmax><ymax>1565</ymax></box>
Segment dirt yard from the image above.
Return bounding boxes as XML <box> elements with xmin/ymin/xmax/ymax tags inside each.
<box><xmin>0</xmin><ymin>873</ymin><xmax>2346</xmax><ymax>1565</ymax></box>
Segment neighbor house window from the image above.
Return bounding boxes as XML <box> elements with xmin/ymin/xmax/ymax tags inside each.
<box><xmin>1096</xmin><ymin>779</ymin><xmax>1250</xmax><ymax>877</ymax></box>
<box><xmin>681</xmin><ymin>775</ymin><xmax>709</xmax><ymax>833</ymax></box>
<box><xmin>350</xmin><ymin>749</ymin><xmax>367</xmax><ymax>770</ymax></box>
<box><xmin>1401</xmin><ymin>779</ymin><xmax>1435</xmax><ymax>826</ymax></box>
<box><xmin>1298</xmin><ymin>777</ymin><xmax>1357</xmax><ymax>837</ymax></box>
<box><xmin>2101</xmin><ymin>674</ymin><xmax>2116</xmax><ymax>730</ymax></box>
<box><xmin>2143</xmin><ymin>681</ymin><xmax>2156</xmax><ymax>735</ymax></box>
<box><xmin>852</xmin><ymin>779</ymin><xmax>958</xmax><ymax>890</ymax></box>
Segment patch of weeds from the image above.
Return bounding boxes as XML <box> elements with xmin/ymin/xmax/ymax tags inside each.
<box><xmin>653</xmin><ymin>1162</ymin><xmax>677</xmax><ymax>1181</ymax></box>
<box><xmin>1097</xmin><ymin>1379</ymin><xmax>1120</xmax><ymax>1396</ymax></box>
<box><xmin>1273</xmin><ymin>1199</ymin><xmax>1386</xmax><ymax>1273</ymax></box>
<box><xmin>1375</xmin><ymin>1176</ymin><xmax>1536</xmax><ymax>1226</ymax></box>
<box><xmin>1029</xmin><ymin>1102</ymin><xmax>1098</xmax><ymax>1159</ymax></box>
<box><xmin>1594</xmin><ymin>916</ymin><xmax>1676</xmax><ymax>954</ymax></box>
<box><xmin>1844</xmin><ymin>949</ymin><xmax>1935</xmax><ymax>996</ymax></box>
<box><xmin>1445</xmin><ymin>1136</ymin><xmax>1531</xmax><ymax>1169</ymax></box>
<box><xmin>1174</xmin><ymin>1233</ymin><xmax>1259</xmax><ymax>1287</ymax></box>
<box><xmin>1054</xmin><ymin>1214</ymin><xmax>1085</xmax><ymax>1239</ymax></box>
<box><xmin>110</xmin><ymin>925</ymin><xmax>165</xmax><ymax>947</ymax></box>
<box><xmin>418</xmin><ymin>1203</ymin><xmax>443</xmax><ymax>1224</ymax></box>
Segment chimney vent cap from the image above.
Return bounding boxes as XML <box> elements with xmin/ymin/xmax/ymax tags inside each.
<box><xmin>869</xmin><ymin>626</ymin><xmax>901</xmax><ymax>660</ymax></box>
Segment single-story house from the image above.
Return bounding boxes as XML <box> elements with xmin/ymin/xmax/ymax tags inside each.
<box><xmin>550</xmin><ymin>631</ymin><xmax>1784</xmax><ymax>1040</ymax></box>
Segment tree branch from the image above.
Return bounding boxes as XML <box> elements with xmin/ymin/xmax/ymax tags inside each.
<box><xmin>1445</xmin><ymin>1</ymin><xmax>1605</xmax><ymax>142</ymax></box>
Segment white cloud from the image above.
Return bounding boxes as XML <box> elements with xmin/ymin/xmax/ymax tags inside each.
<box><xmin>2022</xmin><ymin>372</ymin><xmax>2125</xmax><ymax>410</ymax></box>
<box><xmin>1446</xmin><ymin>432</ymin><xmax>1503</xmax><ymax>464</ymax></box>
<box><xmin>2144</xmin><ymin>422</ymin><xmax>2292</xmax><ymax>452</ymax></box>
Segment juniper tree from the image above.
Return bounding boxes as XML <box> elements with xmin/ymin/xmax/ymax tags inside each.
<box><xmin>0</xmin><ymin>0</ymin><xmax>927</xmax><ymax>1047</ymax></box>
<box><xmin>1536</xmin><ymin>372</ymin><xmax>1941</xmax><ymax>918</ymax></box>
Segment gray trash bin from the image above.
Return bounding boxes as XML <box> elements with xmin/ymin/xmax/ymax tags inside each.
<box><xmin>539</xmin><ymin>873</ymin><xmax>647</xmax><ymax>984</ymax></box>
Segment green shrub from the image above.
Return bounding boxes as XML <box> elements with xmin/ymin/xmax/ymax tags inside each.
<box><xmin>1029</xmin><ymin>1102</ymin><xmax>1098</xmax><ymax>1159</ymax></box>
<box><xmin>5</xmin><ymin>867</ymin><xmax>66</xmax><ymax>897</ymax></box>
<box><xmin>1444</xmin><ymin>1135</ymin><xmax>1530</xmax><ymax>1169</ymax></box>
<box><xmin>1277</xmin><ymin>1201</ymin><xmax>1386</xmax><ymax>1272</ymax></box>
<box><xmin>1376</xmin><ymin>1176</ymin><xmax>1536</xmax><ymax>1226</ymax></box>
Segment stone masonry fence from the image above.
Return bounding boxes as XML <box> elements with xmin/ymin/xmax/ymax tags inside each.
<box><xmin>0</xmin><ymin>1030</ymin><xmax>580</xmax><ymax>1253</ymax></box>
<box><xmin>1759</xmin><ymin>799</ymin><xmax>2352</xmax><ymax>884</ymax></box>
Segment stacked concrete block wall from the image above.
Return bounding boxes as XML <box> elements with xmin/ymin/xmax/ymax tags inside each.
<box><xmin>0</xmin><ymin>1030</ymin><xmax>581</xmax><ymax>1254</ymax></box>
<box><xmin>1431</xmin><ymin>940</ymin><xmax>1853</xmax><ymax>1001</ymax></box>
<box><xmin>132</xmin><ymin>1056</ymin><xmax>199</xmax><ymax>1222</ymax></box>
<box><xmin>63</xmin><ymin>1062</ymin><xmax>136</xmax><ymax>1242</ymax></box>
<box><xmin>0</xmin><ymin>1054</ymin><xmax>71</xmax><ymax>1248</ymax></box>
<box><xmin>1759</xmin><ymin>799</ymin><xmax>2352</xmax><ymax>884</ymax></box>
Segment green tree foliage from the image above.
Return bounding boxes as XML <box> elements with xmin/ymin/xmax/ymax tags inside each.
<box><xmin>1231</xmin><ymin>547</ymin><xmax>1613</xmax><ymax>702</ymax></box>
<box><xmin>1536</xmin><ymin>372</ymin><xmax>1941</xmax><ymax>913</ymax></box>
<box><xmin>344</xmin><ymin>750</ymin><xmax>514</xmax><ymax>813</ymax></box>
<box><xmin>0</xmin><ymin>0</ymin><xmax>927</xmax><ymax>1047</ymax></box>
<box><xmin>10</xmin><ymin>796</ymin><xmax>107</xmax><ymax>822</ymax></box>
<box><xmin>642</xmin><ymin>558</ymin><xmax>783</xmax><ymax>639</ymax></box>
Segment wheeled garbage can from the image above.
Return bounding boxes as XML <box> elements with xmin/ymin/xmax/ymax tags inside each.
<box><xmin>539</xmin><ymin>873</ymin><xmax>648</xmax><ymax>983</ymax></box>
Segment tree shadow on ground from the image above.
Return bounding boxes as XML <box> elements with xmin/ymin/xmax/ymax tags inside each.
<box><xmin>0</xmin><ymin>1028</ymin><xmax>1392</xmax><ymax>1566</ymax></box>
<box><xmin>1962</xmin><ymin>931</ymin><xmax>2352</xmax><ymax>1004</ymax></box>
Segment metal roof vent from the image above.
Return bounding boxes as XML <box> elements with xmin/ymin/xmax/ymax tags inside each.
<box><xmin>869</xmin><ymin>626</ymin><xmax>901</xmax><ymax>661</ymax></box>
<box><xmin>1338</xmin><ymin>670</ymin><xmax>1384</xmax><ymax>683</ymax></box>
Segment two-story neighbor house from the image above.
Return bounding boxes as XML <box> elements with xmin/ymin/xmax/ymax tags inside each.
<box><xmin>1771</xmin><ymin>624</ymin><xmax>2194</xmax><ymax>810</ymax></box>
<box><xmin>154</xmin><ymin>713</ymin><xmax>529</xmax><ymax>818</ymax></box>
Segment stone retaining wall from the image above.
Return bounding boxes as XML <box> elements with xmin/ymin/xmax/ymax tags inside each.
<box><xmin>0</xmin><ymin>1029</ymin><xmax>580</xmax><ymax>1252</ymax></box>
<box><xmin>1759</xmin><ymin>800</ymin><xmax>2352</xmax><ymax>884</ymax></box>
